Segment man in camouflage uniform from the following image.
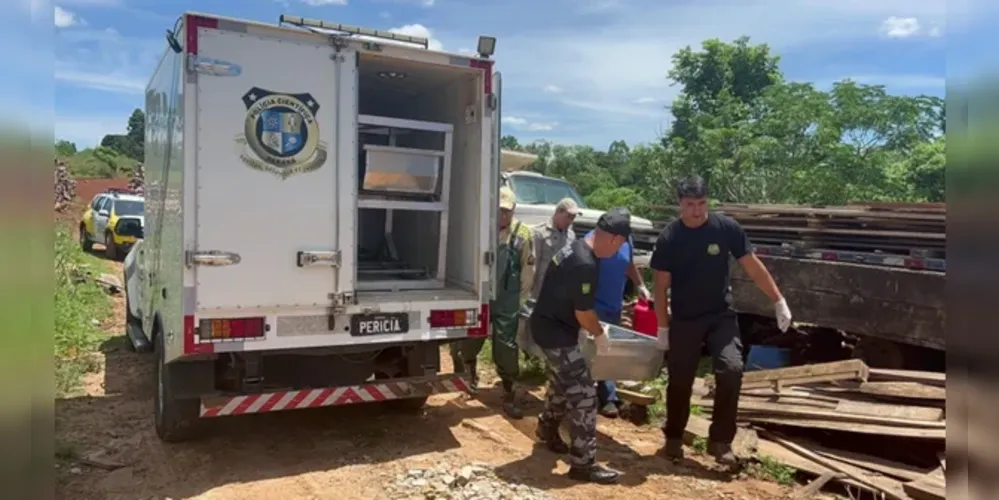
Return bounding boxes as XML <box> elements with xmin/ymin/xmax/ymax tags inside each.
<box><xmin>450</xmin><ymin>186</ymin><xmax>534</xmax><ymax>419</ymax></box>
<box><xmin>529</xmin><ymin>208</ymin><xmax>633</xmax><ymax>484</ymax></box>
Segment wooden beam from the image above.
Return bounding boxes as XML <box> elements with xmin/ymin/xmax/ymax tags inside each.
<box><xmin>741</xmin><ymin>416</ymin><xmax>946</xmax><ymax>440</ymax></box>
<box><xmin>703</xmin><ymin>400</ymin><xmax>945</xmax><ymax>428</ymax></box>
<box><xmin>789</xmin><ymin>472</ymin><xmax>841</xmax><ymax>500</ymax></box>
<box><xmin>902</xmin><ymin>467</ymin><xmax>945</xmax><ymax>500</ymax></box>
<box><xmin>868</xmin><ymin>368</ymin><xmax>945</xmax><ymax>387</ymax></box>
<box><xmin>763</xmin><ymin>433</ymin><xmax>910</xmax><ymax>500</ymax></box>
<box><xmin>735</xmin><ymin>360</ymin><xmax>869</xmax><ymax>390</ymax></box>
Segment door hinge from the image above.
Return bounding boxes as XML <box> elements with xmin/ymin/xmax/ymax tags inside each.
<box><xmin>484</xmin><ymin>250</ymin><xmax>495</xmax><ymax>266</ymax></box>
<box><xmin>297</xmin><ymin>250</ymin><xmax>341</xmax><ymax>268</ymax></box>
<box><xmin>487</xmin><ymin>93</ymin><xmax>498</xmax><ymax>111</ymax></box>
<box><xmin>327</xmin><ymin>291</ymin><xmax>356</xmax><ymax>315</ymax></box>
<box><xmin>186</xmin><ymin>55</ymin><xmax>242</xmax><ymax>77</ymax></box>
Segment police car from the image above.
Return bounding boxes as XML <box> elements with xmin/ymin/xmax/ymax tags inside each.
<box><xmin>79</xmin><ymin>188</ymin><xmax>144</xmax><ymax>260</ymax></box>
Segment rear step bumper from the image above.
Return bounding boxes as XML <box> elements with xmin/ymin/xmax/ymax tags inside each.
<box><xmin>199</xmin><ymin>374</ymin><xmax>470</xmax><ymax>418</ymax></box>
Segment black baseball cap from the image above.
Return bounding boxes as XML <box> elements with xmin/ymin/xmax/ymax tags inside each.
<box><xmin>597</xmin><ymin>207</ymin><xmax>632</xmax><ymax>238</ymax></box>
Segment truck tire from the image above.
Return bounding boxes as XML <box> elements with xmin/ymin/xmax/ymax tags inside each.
<box><xmin>79</xmin><ymin>225</ymin><xmax>93</xmax><ymax>252</ymax></box>
<box><xmin>154</xmin><ymin>331</ymin><xmax>205</xmax><ymax>442</ymax></box>
<box><xmin>104</xmin><ymin>232</ymin><xmax>118</xmax><ymax>261</ymax></box>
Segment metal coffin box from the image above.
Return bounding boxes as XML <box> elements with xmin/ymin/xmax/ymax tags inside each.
<box><xmin>579</xmin><ymin>325</ymin><xmax>663</xmax><ymax>382</ymax></box>
<box><xmin>362</xmin><ymin>144</ymin><xmax>444</xmax><ymax>196</ymax></box>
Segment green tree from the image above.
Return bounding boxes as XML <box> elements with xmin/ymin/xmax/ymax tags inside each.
<box><xmin>55</xmin><ymin>140</ymin><xmax>77</xmax><ymax>157</ymax></box>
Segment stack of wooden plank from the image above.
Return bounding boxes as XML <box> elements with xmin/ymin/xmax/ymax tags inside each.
<box><xmin>715</xmin><ymin>203</ymin><xmax>946</xmax><ymax>257</ymax></box>
<box><xmin>690</xmin><ymin>360</ymin><xmax>946</xmax><ymax>499</ymax></box>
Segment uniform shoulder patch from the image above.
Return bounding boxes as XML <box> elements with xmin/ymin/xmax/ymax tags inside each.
<box><xmin>581</xmin><ymin>282</ymin><xmax>591</xmax><ymax>295</ymax></box>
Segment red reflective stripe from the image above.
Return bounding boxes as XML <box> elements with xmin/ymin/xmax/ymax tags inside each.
<box><xmin>365</xmin><ymin>385</ymin><xmax>387</xmax><ymax>401</ymax></box>
<box><xmin>469</xmin><ymin>59</ymin><xmax>493</xmax><ymax>94</ymax></box>
<box><xmin>185</xmin><ymin>15</ymin><xmax>219</xmax><ymax>56</ymax></box>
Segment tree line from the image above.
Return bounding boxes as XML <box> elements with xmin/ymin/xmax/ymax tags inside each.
<box><xmin>55</xmin><ymin>109</ymin><xmax>145</xmax><ymax>178</ymax></box>
<box><xmin>501</xmin><ymin>37</ymin><xmax>945</xmax><ymax>220</ymax></box>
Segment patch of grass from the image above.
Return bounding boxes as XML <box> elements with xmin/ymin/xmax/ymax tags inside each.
<box><xmin>54</xmin><ymin>228</ymin><xmax>112</xmax><ymax>396</ymax></box>
<box><xmin>746</xmin><ymin>455</ymin><xmax>798</xmax><ymax>486</ymax></box>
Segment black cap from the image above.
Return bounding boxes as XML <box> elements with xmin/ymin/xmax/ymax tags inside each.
<box><xmin>597</xmin><ymin>207</ymin><xmax>632</xmax><ymax>238</ymax></box>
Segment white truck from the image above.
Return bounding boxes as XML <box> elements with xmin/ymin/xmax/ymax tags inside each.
<box><xmin>499</xmin><ymin>169</ymin><xmax>659</xmax><ymax>252</ymax></box>
<box><xmin>123</xmin><ymin>12</ymin><xmax>502</xmax><ymax>441</ymax></box>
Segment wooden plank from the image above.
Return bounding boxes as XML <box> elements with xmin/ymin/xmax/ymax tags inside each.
<box><xmin>742</xmin><ymin>416</ymin><xmax>946</xmax><ymax>440</ymax></box>
<box><xmin>902</xmin><ymin>467</ymin><xmax>945</xmax><ymax>500</ymax></box>
<box><xmin>740</xmin><ymin>224</ymin><xmax>946</xmax><ymax>240</ymax></box>
<box><xmin>859</xmin><ymin>382</ymin><xmax>946</xmax><ymax>401</ymax></box>
<box><xmin>707</xmin><ymin>400</ymin><xmax>945</xmax><ymax>428</ymax></box>
<box><xmin>789</xmin><ymin>472</ymin><xmax>841</xmax><ymax>499</ymax></box>
<box><xmin>763</xmin><ymin>434</ymin><xmax>911</xmax><ymax>500</ymax></box>
<box><xmin>737</xmin><ymin>360</ymin><xmax>869</xmax><ymax>390</ymax></box>
<box><xmin>811</xmin><ymin>447</ymin><xmax>934</xmax><ymax>482</ymax></box>
<box><xmin>868</xmin><ymin>368</ymin><xmax>946</xmax><ymax>387</ymax></box>
<box><xmin>835</xmin><ymin>399</ymin><xmax>944</xmax><ymax>422</ymax></box>
<box><xmin>755</xmin><ymin>439</ymin><xmax>872</xmax><ymax>493</ymax></box>
<box><xmin>682</xmin><ymin>414</ymin><xmax>758</xmax><ymax>459</ymax></box>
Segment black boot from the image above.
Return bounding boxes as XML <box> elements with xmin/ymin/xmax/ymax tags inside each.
<box><xmin>661</xmin><ymin>438</ymin><xmax>684</xmax><ymax>461</ymax></box>
<box><xmin>567</xmin><ymin>462</ymin><xmax>620</xmax><ymax>484</ymax></box>
<box><xmin>534</xmin><ymin>418</ymin><xmax>569</xmax><ymax>454</ymax></box>
<box><xmin>466</xmin><ymin>361</ymin><xmax>479</xmax><ymax>394</ymax></box>
<box><xmin>707</xmin><ymin>441</ymin><xmax>739</xmax><ymax>466</ymax></box>
<box><xmin>502</xmin><ymin>387</ymin><xmax>524</xmax><ymax>419</ymax></box>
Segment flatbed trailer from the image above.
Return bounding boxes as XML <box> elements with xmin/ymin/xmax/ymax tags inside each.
<box><xmin>731</xmin><ymin>244</ymin><xmax>945</xmax><ymax>369</ymax></box>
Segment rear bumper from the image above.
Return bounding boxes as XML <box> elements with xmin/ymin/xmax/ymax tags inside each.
<box><xmin>198</xmin><ymin>373</ymin><xmax>470</xmax><ymax>418</ymax></box>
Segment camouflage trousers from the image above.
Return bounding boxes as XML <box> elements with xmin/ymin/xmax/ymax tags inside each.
<box><xmin>538</xmin><ymin>344</ymin><xmax>597</xmax><ymax>467</ymax></box>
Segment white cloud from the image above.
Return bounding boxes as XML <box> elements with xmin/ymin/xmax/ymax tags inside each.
<box><xmin>54</xmin><ymin>6</ymin><xmax>82</xmax><ymax>28</ymax></box>
<box><xmin>300</xmin><ymin>0</ymin><xmax>348</xmax><ymax>5</ymax></box>
<box><xmin>879</xmin><ymin>17</ymin><xmax>921</xmax><ymax>38</ymax></box>
<box><xmin>633</xmin><ymin>97</ymin><xmax>657</xmax><ymax>104</ymax></box>
<box><xmin>54</xmin><ymin>27</ymin><xmax>162</xmax><ymax>95</ymax></box>
<box><xmin>389</xmin><ymin>23</ymin><xmax>443</xmax><ymax>51</ymax></box>
<box><xmin>55</xmin><ymin>69</ymin><xmax>145</xmax><ymax>94</ymax></box>
<box><xmin>928</xmin><ymin>26</ymin><xmax>942</xmax><ymax>37</ymax></box>
<box><xmin>502</xmin><ymin>115</ymin><xmax>558</xmax><ymax>132</ymax></box>
<box><xmin>421</xmin><ymin>0</ymin><xmax>435</xmax><ymax>7</ymax></box>
<box><xmin>543</xmin><ymin>85</ymin><xmax>563</xmax><ymax>94</ymax></box>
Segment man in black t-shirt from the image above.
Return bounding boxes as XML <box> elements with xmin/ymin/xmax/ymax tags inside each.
<box><xmin>650</xmin><ymin>175</ymin><xmax>793</xmax><ymax>466</ymax></box>
<box><xmin>529</xmin><ymin>208</ymin><xmax>632</xmax><ymax>485</ymax></box>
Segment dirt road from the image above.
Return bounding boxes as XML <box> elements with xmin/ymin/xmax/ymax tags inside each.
<box><xmin>55</xmin><ymin>255</ymin><xmax>793</xmax><ymax>500</ymax></box>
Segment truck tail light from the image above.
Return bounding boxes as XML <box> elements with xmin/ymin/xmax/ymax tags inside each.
<box><xmin>198</xmin><ymin>317</ymin><xmax>266</xmax><ymax>340</ymax></box>
<box><xmin>429</xmin><ymin>308</ymin><xmax>480</xmax><ymax>329</ymax></box>
<box><xmin>465</xmin><ymin>304</ymin><xmax>490</xmax><ymax>338</ymax></box>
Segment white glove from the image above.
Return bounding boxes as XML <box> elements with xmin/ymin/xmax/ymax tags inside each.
<box><xmin>655</xmin><ymin>326</ymin><xmax>669</xmax><ymax>351</ymax></box>
<box><xmin>775</xmin><ymin>297</ymin><xmax>793</xmax><ymax>332</ymax></box>
<box><xmin>594</xmin><ymin>332</ymin><xmax>611</xmax><ymax>355</ymax></box>
<box><xmin>638</xmin><ymin>285</ymin><xmax>651</xmax><ymax>301</ymax></box>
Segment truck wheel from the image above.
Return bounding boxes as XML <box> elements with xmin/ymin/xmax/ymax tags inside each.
<box><xmin>79</xmin><ymin>225</ymin><xmax>93</xmax><ymax>252</ymax></box>
<box><xmin>154</xmin><ymin>331</ymin><xmax>205</xmax><ymax>442</ymax></box>
<box><xmin>104</xmin><ymin>232</ymin><xmax>118</xmax><ymax>261</ymax></box>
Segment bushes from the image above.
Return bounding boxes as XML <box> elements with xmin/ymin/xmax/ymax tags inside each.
<box><xmin>54</xmin><ymin>229</ymin><xmax>109</xmax><ymax>396</ymax></box>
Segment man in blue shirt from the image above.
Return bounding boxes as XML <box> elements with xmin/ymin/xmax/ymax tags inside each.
<box><xmin>585</xmin><ymin>208</ymin><xmax>651</xmax><ymax>418</ymax></box>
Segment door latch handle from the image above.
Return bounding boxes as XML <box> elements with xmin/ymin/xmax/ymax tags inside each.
<box><xmin>186</xmin><ymin>250</ymin><xmax>241</xmax><ymax>267</ymax></box>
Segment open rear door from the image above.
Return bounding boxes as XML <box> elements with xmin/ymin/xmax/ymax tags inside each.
<box><xmin>191</xmin><ymin>27</ymin><xmax>350</xmax><ymax>310</ymax></box>
<box><xmin>487</xmin><ymin>71</ymin><xmax>503</xmax><ymax>300</ymax></box>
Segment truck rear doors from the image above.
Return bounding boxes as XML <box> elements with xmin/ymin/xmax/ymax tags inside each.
<box><xmin>191</xmin><ymin>24</ymin><xmax>355</xmax><ymax>310</ymax></box>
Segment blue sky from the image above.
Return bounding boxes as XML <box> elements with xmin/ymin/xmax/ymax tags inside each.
<box><xmin>34</xmin><ymin>0</ymin><xmax>960</xmax><ymax>149</ymax></box>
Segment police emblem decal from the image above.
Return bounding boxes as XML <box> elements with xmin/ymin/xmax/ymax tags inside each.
<box><xmin>707</xmin><ymin>243</ymin><xmax>720</xmax><ymax>255</ymax></box>
<box><xmin>235</xmin><ymin>87</ymin><xmax>328</xmax><ymax>179</ymax></box>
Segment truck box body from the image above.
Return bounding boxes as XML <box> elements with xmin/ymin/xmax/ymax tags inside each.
<box><xmin>131</xmin><ymin>12</ymin><xmax>501</xmax><ymax>439</ymax></box>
